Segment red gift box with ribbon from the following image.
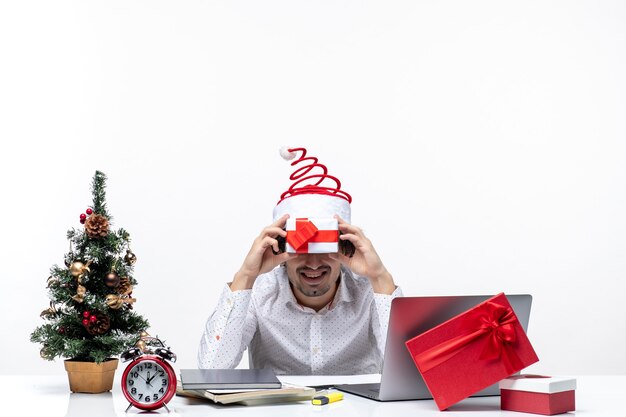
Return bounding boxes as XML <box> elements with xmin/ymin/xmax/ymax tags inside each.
<box><xmin>404</xmin><ymin>292</ymin><xmax>539</xmax><ymax>411</ymax></box>
<box><xmin>286</xmin><ymin>218</ymin><xmax>339</xmax><ymax>253</ymax></box>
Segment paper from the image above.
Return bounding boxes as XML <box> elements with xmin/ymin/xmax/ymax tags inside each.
<box><xmin>206</xmin><ymin>383</ymin><xmax>307</xmax><ymax>394</ymax></box>
<box><xmin>176</xmin><ymin>382</ymin><xmax>316</xmax><ymax>405</ymax></box>
<box><xmin>277</xmin><ymin>374</ymin><xmax>381</xmax><ymax>388</ymax></box>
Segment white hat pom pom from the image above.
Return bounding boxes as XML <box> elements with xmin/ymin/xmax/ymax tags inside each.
<box><xmin>279</xmin><ymin>146</ymin><xmax>296</xmax><ymax>161</ymax></box>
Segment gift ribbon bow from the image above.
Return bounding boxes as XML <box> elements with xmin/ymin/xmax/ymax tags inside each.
<box><xmin>413</xmin><ymin>300</ymin><xmax>524</xmax><ymax>375</ymax></box>
<box><xmin>286</xmin><ymin>219</ymin><xmax>338</xmax><ymax>252</ymax></box>
<box><xmin>106</xmin><ymin>293</ymin><xmax>137</xmax><ymax>309</ymax></box>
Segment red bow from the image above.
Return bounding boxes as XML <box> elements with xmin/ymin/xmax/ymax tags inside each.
<box><xmin>286</xmin><ymin>219</ymin><xmax>338</xmax><ymax>252</ymax></box>
<box><xmin>413</xmin><ymin>301</ymin><xmax>524</xmax><ymax>375</ymax></box>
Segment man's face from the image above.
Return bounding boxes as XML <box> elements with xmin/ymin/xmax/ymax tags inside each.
<box><xmin>285</xmin><ymin>253</ymin><xmax>342</xmax><ymax>300</ymax></box>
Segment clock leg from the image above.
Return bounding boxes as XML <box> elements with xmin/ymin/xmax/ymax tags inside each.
<box><xmin>125</xmin><ymin>402</ymin><xmax>134</xmax><ymax>413</ymax></box>
<box><xmin>163</xmin><ymin>403</ymin><xmax>170</xmax><ymax>413</ymax></box>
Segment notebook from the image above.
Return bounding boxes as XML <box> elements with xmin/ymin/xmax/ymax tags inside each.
<box><xmin>336</xmin><ymin>294</ymin><xmax>533</xmax><ymax>401</ymax></box>
<box><xmin>180</xmin><ymin>369</ymin><xmax>282</xmax><ymax>390</ymax></box>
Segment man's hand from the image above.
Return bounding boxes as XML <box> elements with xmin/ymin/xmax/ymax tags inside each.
<box><xmin>230</xmin><ymin>214</ymin><xmax>294</xmax><ymax>291</ymax></box>
<box><xmin>329</xmin><ymin>215</ymin><xmax>396</xmax><ymax>295</ymax></box>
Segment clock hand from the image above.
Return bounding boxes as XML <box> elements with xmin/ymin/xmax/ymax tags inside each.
<box><xmin>146</xmin><ymin>372</ymin><xmax>156</xmax><ymax>384</ymax></box>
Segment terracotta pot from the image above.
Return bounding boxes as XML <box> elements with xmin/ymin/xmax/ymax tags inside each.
<box><xmin>64</xmin><ymin>358</ymin><xmax>119</xmax><ymax>393</ymax></box>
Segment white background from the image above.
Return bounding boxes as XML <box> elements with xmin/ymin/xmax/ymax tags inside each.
<box><xmin>1</xmin><ymin>1</ymin><xmax>624</xmax><ymax>375</ymax></box>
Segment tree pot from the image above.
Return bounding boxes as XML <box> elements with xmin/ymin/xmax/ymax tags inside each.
<box><xmin>64</xmin><ymin>358</ymin><xmax>119</xmax><ymax>393</ymax></box>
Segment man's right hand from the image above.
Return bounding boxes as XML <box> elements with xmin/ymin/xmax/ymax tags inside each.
<box><xmin>230</xmin><ymin>214</ymin><xmax>293</xmax><ymax>290</ymax></box>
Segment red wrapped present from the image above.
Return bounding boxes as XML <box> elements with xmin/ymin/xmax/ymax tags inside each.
<box><xmin>404</xmin><ymin>292</ymin><xmax>539</xmax><ymax>410</ymax></box>
<box><xmin>286</xmin><ymin>218</ymin><xmax>338</xmax><ymax>253</ymax></box>
<box><xmin>500</xmin><ymin>375</ymin><xmax>576</xmax><ymax>415</ymax></box>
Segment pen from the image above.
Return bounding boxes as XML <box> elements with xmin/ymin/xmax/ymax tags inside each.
<box><xmin>312</xmin><ymin>391</ymin><xmax>344</xmax><ymax>405</ymax></box>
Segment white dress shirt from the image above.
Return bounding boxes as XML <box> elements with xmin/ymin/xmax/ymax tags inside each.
<box><xmin>198</xmin><ymin>265</ymin><xmax>402</xmax><ymax>375</ymax></box>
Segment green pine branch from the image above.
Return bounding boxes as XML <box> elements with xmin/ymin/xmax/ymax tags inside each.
<box><xmin>91</xmin><ymin>170</ymin><xmax>109</xmax><ymax>218</ymax></box>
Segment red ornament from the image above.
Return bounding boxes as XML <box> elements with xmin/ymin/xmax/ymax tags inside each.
<box><xmin>58</xmin><ymin>327</ymin><xmax>65</xmax><ymax>334</ymax></box>
<box><xmin>86</xmin><ymin>208</ymin><xmax>93</xmax><ymax>215</ymax></box>
<box><xmin>82</xmin><ymin>311</ymin><xmax>90</xmax><ymax>318</ymax></box>
<box><xmin>80</xmin><ymin>213</ymin><xmax>87</xmax><ymax>220</ymax></box>
<box><xmin>80</xmin><ymin>218</ymin><xmax>86</xmax><ymax>224</ymax></box>
<box><xmin>82</xmin><ymin>319</ymin><xmax>89</xmax><ymax>326</ymax></box>
<box><xmin>89</xmin><ymin>315</ymin><xmax>97</xmax><ymax>323</ymax></box>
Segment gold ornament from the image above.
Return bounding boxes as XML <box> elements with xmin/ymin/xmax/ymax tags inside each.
<box><xmin>69</xmin><ymin>260</ymin><xmax>92</xmax><ymax>278</ymax></box>
<box><xmin>124</xmin><ymin>249</ymin><xmax>137</xmax><ymax>265</ymax></box>
<box><xmin>71</xmin><ymin>282</ymin><xmax>86</xmax><ymax>303</ymax></box>
<box><xmin>140</xmin><ymin>331</ymin><xmax>150</xmax><ymax>338</ymax></box>
<box><xmin>105</xmin><ymin>293</ymin><xmax>136</xmax><ymax>309</ymax></box>
<box><xmin>136</xmin><ymin>339</ymin><xmax>147</xmax><ymax>352</ymax></box>
<box><xmin>69</xmin><ymin>260</ymin><xmax>91</xmax><ymax>303</ymax></box>
<box><xmin>105</xmin><ymin>275</ymin><xmax>135</xmax><ymax>309</ymax></box>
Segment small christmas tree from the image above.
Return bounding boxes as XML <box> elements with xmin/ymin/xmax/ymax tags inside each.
<box><xmin>31</xmin><ymin>171</ymin><xmax>149</xmax><ymax>363</ymax></box>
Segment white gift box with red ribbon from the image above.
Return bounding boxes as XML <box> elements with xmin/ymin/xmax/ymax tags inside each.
<box><xmin>285</xmin><ymin>218</ymin><xmax>339</xmax><ymax>253</ymax></box>
<box><xmin>499</xmin><ymin>375</ymin><xmax>576</xmax><ymax>415</ymax></box>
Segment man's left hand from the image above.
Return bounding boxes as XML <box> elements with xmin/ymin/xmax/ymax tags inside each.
<box><xmin>329</xmin><ymin>215</ymin><xmax>397</xmax><ymax>295</ymax></box>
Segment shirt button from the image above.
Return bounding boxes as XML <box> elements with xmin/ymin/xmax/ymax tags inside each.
<box><xmin>313</xmin><ymin>347</ymin><xmax>319</xmax><ymax>354</ymax></box>
<box><xmin>227</xmin><ymin>298</ymin><xmax>232</xmax><ymax>305</ymax></box>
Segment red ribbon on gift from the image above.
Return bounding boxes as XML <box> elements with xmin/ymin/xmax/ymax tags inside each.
<box><xmin>413</xmin><ymin>300</ymin><xmax>525</xmax><ymax>375</ymax></box>
<box><xmin>286</xmin><ymin>218</ymin><xmax>338</xmax><ymax>253</ymax></box>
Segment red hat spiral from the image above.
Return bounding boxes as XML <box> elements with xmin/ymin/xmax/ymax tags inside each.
<box><xmin>278</xmin><ymin>147</ymin><xmax>352</xmax><ymax>204</ymax></box>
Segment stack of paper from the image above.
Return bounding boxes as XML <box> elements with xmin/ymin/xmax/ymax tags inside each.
<box><xmin>176</xmin><ymin>383</ymin><xmax>315</xmax><ymax>405</ymax></box>
<box><xmin>178</xmin><ymin>369</ymin><xmax>315</xmax><ymax>405</ymax></box>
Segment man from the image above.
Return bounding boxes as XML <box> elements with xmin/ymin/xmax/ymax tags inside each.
<box><xmin>198</xmin><ymin>147</ymin><xmax>402</xmax><ymax>374</ymax></box>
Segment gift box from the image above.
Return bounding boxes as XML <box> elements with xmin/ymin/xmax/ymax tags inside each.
<box><xmin>286</xmin><ymin>218</ymin><xmax>339</xmax><ymax>253</ymax></box>
<box><xmin>405</xmin><ymin>292</ymin><xmax>539</xmax><ymax>411</ymax></box>
<box><xmin>500</xmin><ymin>375</ymin><xmax>576</xmax><ymax>415</ymax></box>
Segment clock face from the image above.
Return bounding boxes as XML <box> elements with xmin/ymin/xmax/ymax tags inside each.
<box><xmin>121</xmin><ymin>356</ymin><xmax>176</xmax><ymax>410</ymax></box>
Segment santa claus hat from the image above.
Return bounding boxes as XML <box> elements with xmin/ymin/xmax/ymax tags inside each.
<box><xmin>273</xmin><ymin>146</ymin><xmax>352</xmax><ymax>223</ymax></box>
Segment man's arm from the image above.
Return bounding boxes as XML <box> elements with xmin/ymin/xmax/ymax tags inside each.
<box><xmin>328</xmin><ymin>216</ymin><xmax>400</xmax><ymax>356</ymax></box>
<box><xmin>371</xmin><ymin>286</ymin><xmax>404</xmax><ymax>356</ymax></box>
<box><xmin>197</xmin><ymin>284</ymin><xmax>258</xmax><ymax>368</ymax></box>
<box><xmin>199</xmin><ymin>215</ymin><xmax>293</xmax><ymax>368</ymax></box>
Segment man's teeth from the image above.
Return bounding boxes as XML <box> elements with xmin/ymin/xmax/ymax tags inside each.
<box><xmin>303</xmin><ymin>271</ymin><xmax>324</xmax><ymax>278</ymax></box>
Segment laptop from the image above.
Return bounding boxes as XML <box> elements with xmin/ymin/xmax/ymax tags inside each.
<box><xmin>336</xmin><ymin>294</ymin><xmax>533</xmax><ymax>401</ymax></box>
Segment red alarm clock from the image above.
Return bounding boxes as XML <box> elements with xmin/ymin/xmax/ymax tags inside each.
<box><xmin>120</xmin><ymin>333</ymin><xmax>177</xmax><ymax>412</ymax></box>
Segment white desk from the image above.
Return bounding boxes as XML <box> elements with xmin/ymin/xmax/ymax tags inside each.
<box><xmin>2</xmin><ymin>374</ymin><xmax>622</xmax><ymax>416</ymax></box>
